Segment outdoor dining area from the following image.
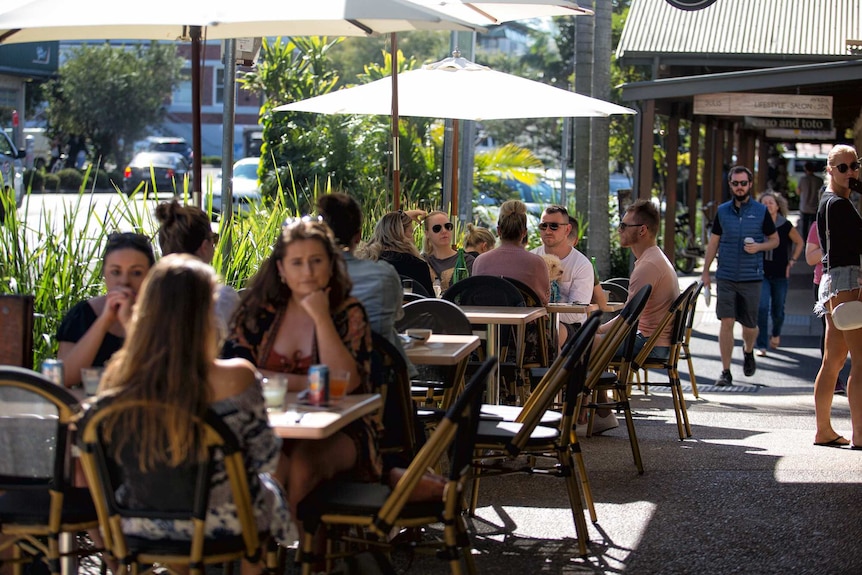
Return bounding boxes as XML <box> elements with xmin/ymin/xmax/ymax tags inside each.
<box><xmin>0</xmin><ymin>254</ymin><xmax>706</xmax><ymax>575</ymax></box>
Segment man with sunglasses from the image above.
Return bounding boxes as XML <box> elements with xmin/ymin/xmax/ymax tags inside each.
<box><xmin>531</xmin><ymin>205</ymin><xmax>594</xmax><ymax>333</ymax></box>
<box><xmin>702</xmin><ymin>166</ymin><xmax>779</xmax><ymax>386</ymax></box>
<box><xmin>586</xmin><ymin>200</ymin><xmax>680</xmax><ymax>434</ymax></box>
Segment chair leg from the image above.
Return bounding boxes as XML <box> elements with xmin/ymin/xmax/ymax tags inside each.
<box><xmin>12</xmin><ymin>541</ymin><xmax>23</xmax><ymax>575</ymax></box>
<box><xmin>672</xmin><ymin>367</ymin><xmax>693</xmax><ymax>437</ymax></box>
<box><xmin>299</xmin><ymin>531</ymin><xmax>316</xmax><ymax>575</ymax></box>
<box><xmin>455</xmin><ymin>515</ymin><xmax>478</xmax><ymax>575</ymax></box>
<box><xmin>685</xmin><ymin>346</ymin><xmax>700</xmax><ymax>398</ymax></box>
<box><xmin>468</xmin><ymin>456</ymin><xmax>482</xmax><ymax>517</ymax></box>
<box><xmin>669</xmin><ymin>383</ymin><xmax>686</xmax><ymax>440</ymax></box>
<box><xmin>616</xmin><ymin>390</ymin><xmax>644</xmax><ymax>474</ymax></box>
<box><xmin>666</xmin><ymin>368</ymin><xmax>688</xmax><ymax>440</ymax></box>
<box><xmin>47</xmin><ymin>534</ymin><xmax>60</xmax><ymax>575</ymax></box>
<box><xmin>442</xmin><ymin>502</ymin><xmax>464</xmax><ymax>575</ymax></box>
<box><xmin>569</xmin><ymin>436</ymin><xmax>597</xmax><ymax>523</ymax></box>
<box><xmin>559</xmin><ymin>448</ymin><xmax>590</xmax><ymax>557</ymax></box>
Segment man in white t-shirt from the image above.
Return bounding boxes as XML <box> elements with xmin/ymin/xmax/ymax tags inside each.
<box><xmin>530</xmin><ymin>205</ymin><xmax>594</xmax><ymax>341</ymax></box>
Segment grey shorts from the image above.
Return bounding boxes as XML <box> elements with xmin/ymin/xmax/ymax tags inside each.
<box><xmin>716</xmin><ymin>280</ymin><xmax>761</xmax><ymax>328</ymax></box>
<box><xmin>815</xmin><ymin>265</ymin><xmax>862</xmax><ymax>316</ymax></box>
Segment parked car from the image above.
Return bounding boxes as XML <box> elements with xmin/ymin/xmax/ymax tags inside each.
<box><xmin>210</xmin><ymin>157</ymin><xmax>262</xmax><ymax>214</ymax></box>
<box><xmin>0</xmin><ymin>130</ymin><xmax>25</xmax><ymax>209</ymax></box>
<box><xmin>475</xmin><ymin>176</ymin><xmax>559</xmax><ymax>214</ymax></box>
<box><xmin>122</xmin><ymin>151</ymin><xmax>190</xmax><ymax>196</ymax></box>
<box><xmin>145</xmin><ymin>136</ymin><xmax>193</xmax><ymax>165</ymax></box>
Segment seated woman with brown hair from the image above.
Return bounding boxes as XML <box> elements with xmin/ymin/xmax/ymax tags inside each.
<box><xmin>97</xmin><ymin>254</ymin><xmax>292</xmax><ymax>573</ymax></box>
<box><xmin>222</xmin><ymin>218</ymin><xmax>380</xmax><ymax>516</ymax></box>
<box><xmin>155</xmin><ymin>200</ymin><xmax>239</xmax><ymax>342</ymax></box>
<box><xmin>57</xmin><ymin>232</ymin><xmax>155</xmax><ymax>388</ymax></box>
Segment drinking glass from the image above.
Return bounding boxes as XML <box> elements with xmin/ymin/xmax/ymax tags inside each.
<box><xmin>329</xmin><ymin>370</ymin><xmax>350</xmax><ymax>402</ymax></box>
<box><xmin>402</xmin><ymin>279</ymin><xmax>413</xmax><ymax>294</ymax></box>
<box><xmin>80</xmin><ymin>367</ymin><xmax>104</xmax><ymax>396</ymax></box>
<box><xmin>262</xmin><ymin>375</ymin><xmax>288</xmax><ymax>410</ymax></box>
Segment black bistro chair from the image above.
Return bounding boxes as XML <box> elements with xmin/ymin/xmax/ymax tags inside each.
<box><xmin>0</xmin><ymin>367</ymin><xmax>102</xmax><ymax>575</ymax></box>
<box><xmin>78</xmin><ymin>399</ymin><xmax>276</xmax><ymax>575</ymax></box>
<box><xmin>296</xmin><ymin>356</ymin><xmax>497</xmax><ymax>575</ymax></box>
<box><xmin>442</xmin><ymin>276</ymin><xmax>526</xmax><ymax>403</ymax></box>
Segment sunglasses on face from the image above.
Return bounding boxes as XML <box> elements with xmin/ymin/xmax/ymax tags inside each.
<box><xmin>729</xmin><ymin>180</ymin><xmax>750</xmax><ymax>187</ymax></box>
<box><xmin>538</xmin><ymin>222</ymin><xmax>565</xmax><ymax>231</ymax></box>
<box><xmin>832</xmin><ymin>161</ymin><xmax>861</xmax><ymax>174</ymax></box>
<box><xmin>431</xmin><ymin>222</ymin><xmax>454</xmax><ymax>233</ymax></box>
<box><xmin>618</xmin><ymin>221</ymin><xmax>645</xmax><ymax>230</ymax></box>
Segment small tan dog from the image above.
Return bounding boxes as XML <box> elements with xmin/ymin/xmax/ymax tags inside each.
<box><xmin>541</xmin><ymin>253</ymin><xmax>564</xmax><ymax>303</ymax></box>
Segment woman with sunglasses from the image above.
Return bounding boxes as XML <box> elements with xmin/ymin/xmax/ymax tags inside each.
<box><xmin>57</xmin><ymin>232</ymin><xmax>155</xmax><ymax>388</ymax></box>
<box><xmin>222</xmin><ymin>219</ymin><xmax>380</xmax><ymax>520</ymax></box>
<box><xmin>422</xmin><ymin>210</ymin><xmax>474</xmax><ymax>291</ymax></box>
<box><xmin>356</xmin><ymin>211</ymin><xmax>434</xmax><ymax>296</ymax></box>
<box><xmin>813</xmin><ymin>144</ymin><xmax>862</xmax><ymax>448</ymax></box>
<box><xmin>155</xmin><ymin>200</ymin><xmax>238</xmax><ymax>344</ymax></box>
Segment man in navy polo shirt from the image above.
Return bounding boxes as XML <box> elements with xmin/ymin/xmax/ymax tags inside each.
<box><xmin>701</xmin><ymin>166</ymin><xmax>779</xmax><ymax>386</ymax></box>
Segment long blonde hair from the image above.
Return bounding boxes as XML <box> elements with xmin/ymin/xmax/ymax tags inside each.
<box><xmin>100</xmin><ymin>254</ymin><xmax>217</xmax><ymax>470</ymax></box>
<box><xmin>356</xmin><ymin>211</ymin><xmax>421</xmax><ymax>260</ymax></box>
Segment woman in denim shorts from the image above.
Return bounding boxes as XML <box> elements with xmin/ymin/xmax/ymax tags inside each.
<box><xmin>813</xmin><ymin>144</ymin><xmax>862</xmax><ymax>448</ymax></box>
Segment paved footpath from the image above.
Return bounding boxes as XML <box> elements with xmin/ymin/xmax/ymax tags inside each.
<box><xmin>264</xmin><ymin>233</ymin><xmax>860</xmax><ymax>575</ymax></box>
<box><xmin>402</xmin><ymin>241</ymin><xmax>862</xmax><ymax>575</ymax></box>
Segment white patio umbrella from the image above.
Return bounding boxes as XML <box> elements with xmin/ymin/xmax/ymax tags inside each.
<box><xmin>406</xmin><ymin>0</ymin><xmax>593</xmax><ymax>24</ymax></box>
<box><xmin>276</xmin><ymin>54</ymin><xmax>635</xmax><ymax>213</ymax></box>
<box><xmin>0</xmin><ymin>0</ymin><xmax>481</xmax><ymax>199</ymax></box>
<box><xmin>0</xmin><ymin>0</ymin><xmax>480</xmax><ymax>43</ymax></box>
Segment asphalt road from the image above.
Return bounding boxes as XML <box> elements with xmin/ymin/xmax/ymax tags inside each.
<box><xmin>15</xmin><ymin>165</ymin><xmax>220</xmax><ymax>236</ymax></box>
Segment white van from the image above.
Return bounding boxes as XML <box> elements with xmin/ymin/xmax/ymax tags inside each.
<box><xmin>782</xmin><ymin>151</ymin><xmax>828</xmax><ymax>191</ymax></box>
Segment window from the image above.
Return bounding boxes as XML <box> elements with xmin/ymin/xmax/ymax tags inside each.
<box><xmin>0</xmin><ymin>88</ymin><xmax>16</xmax><ymax>108</ymax></box>
<box><xmin>172</xmin><ymin>69</ymin><xmax>191</xmax><ymax>105</ymax></box>
<box><xmin>215</xmin><ymin>67</ymin><xmax>225</xmax><ymax>105</ymax></box>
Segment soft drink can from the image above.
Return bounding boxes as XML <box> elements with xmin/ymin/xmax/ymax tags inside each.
<box><xmin>308</xmin><ymin>364</ymin><xmax>330</xmax><ymax>406</ymax></box>
<box><xmin>41</xmin><ymin>359</ymin><xmax>64</xmax><ymax>386</ymax></box>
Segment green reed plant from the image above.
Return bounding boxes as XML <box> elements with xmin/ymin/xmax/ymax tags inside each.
<box><xmin>1</xmin><ymin>160</ymin><xmax>442</xmax><ymax>367</ymax></box>
<box><xmin>0</xmin><ymin>183</ymin><xmax>158</xmax><ymax>367</ymax></box>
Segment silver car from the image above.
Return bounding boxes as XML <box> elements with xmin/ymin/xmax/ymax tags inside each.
<box><xmin>210</xmin><ymin>157</ymin><xmax>262</xmax><ymax>214</ymax></box>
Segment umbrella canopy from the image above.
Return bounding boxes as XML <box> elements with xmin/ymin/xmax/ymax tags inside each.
<box><xmin>0</xmin><ymin>0</ymin><xmax>481</xmax><ymax>43</ymax></box>
<box><xmin>276</xmin><ymin>54</ymin><xmax>635</xmax><ymax>120</ymax></box>
<box><xmin>0</xmin><ymin>0</ymin><xmax>482</xmax><ymax>201</ymax></box>
<box><xmin>277</xmin><ymin>54</ymin><xmax>634</xmax><ymax>214</ymax></box>
<box><xmin>406</xmin><ymin>0</ymin><xmax>593</xmax><ymax>24</ymax></box>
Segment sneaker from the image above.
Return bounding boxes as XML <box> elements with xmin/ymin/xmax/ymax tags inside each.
<box><xmin>576</xmin><ymin>412</ymin><xmax>619</xmax><ymax>435</ymax></box>
<box><xmin>716</xmin><ymin>369</ymin><xmax>733</xmax><ymax>386</ymax></box>
<box><xmin>590</xmin><ymin>412</ymin><xmax>620</xmax><ymax>434</ymax></box>
<box><xmin>743</xmin><ymin>350</ymin><xmax>756</xmax><ymax>377</ymax></box>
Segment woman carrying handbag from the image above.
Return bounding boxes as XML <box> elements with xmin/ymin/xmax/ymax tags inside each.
<box><xmin>813</xmin><ymin>144</ymin><xmax>862</xmax><ymax>448</ymax></box>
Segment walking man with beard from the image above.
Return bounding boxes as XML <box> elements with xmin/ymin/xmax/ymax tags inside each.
<box><xmin>702</xmin><ymin>166</ymin><xmax>779</xmax><ymax>386</ymax></box>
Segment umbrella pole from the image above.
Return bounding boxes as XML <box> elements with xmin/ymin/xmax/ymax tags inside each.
<box><xmin>451</xmin><ymin>118</ymin><xmax>459</xmax><ymax>218</ymax></box>
<box><xmin>391</xmin><ymin>32</ymin><xmax>401</xmax><ymax>211</ymax></box>
<box><xmin>191</xmin><ymin>26</ymin><xmax>203</xmax><ymax>206</ymax></box>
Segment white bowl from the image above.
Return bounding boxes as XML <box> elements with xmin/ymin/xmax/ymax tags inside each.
<box><xmin>406</xmin><ymin>328</ymin><xmax>433</xmax><ymax>344</ymax></box>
